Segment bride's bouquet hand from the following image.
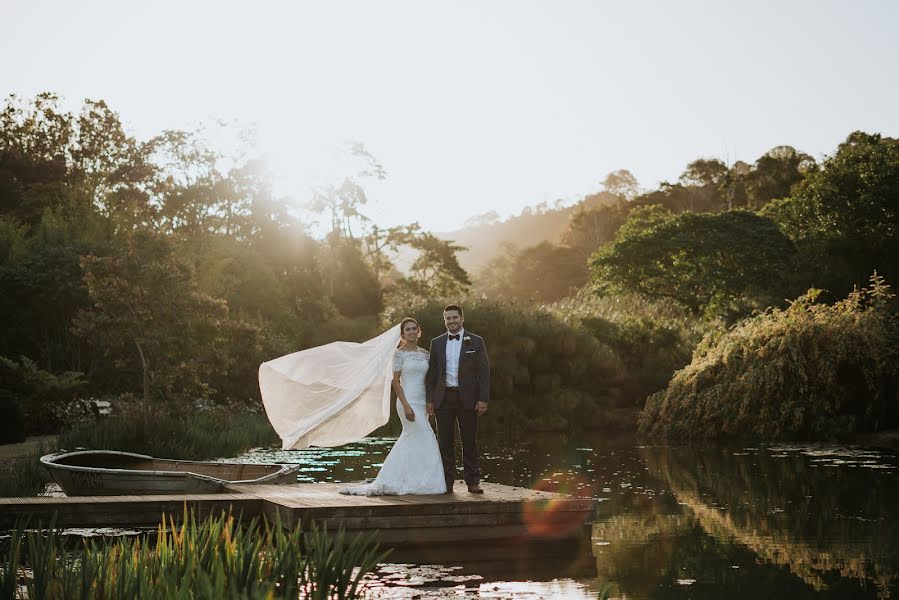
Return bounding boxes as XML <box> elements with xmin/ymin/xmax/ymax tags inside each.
<box><xmin>404</xmin><ymin>406</ymin><xmax>416</xmax><ymax>421</ymax></box>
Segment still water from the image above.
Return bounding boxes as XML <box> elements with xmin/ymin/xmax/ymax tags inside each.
<box><xmin>240</xmin><ymin>434</ymin><xmax>899</xmax><ymax>599</ymax></box>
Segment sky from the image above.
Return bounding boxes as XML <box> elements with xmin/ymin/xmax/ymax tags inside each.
<box><xmin>2</xmin><ymin>0</ymin><xmax>898</xmax><ymax>232</ymax></box>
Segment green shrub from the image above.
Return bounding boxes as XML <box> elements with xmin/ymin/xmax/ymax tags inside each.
<box><xmin>0</xmin><ymin>388</ymin><xmax>26</xmax><ymax>444</ymax></box>
<box><xmin>550</xmin><ymin>289</ymin><xmax>707</xmax><ymax>402</ymax></box>
<box><xmin>640</xmin><ymin>275</ymin><xmax>899</xmax><ymax>440</ymax></box>
<box><xmin>0</xmin><ymin>356</ymin><xmax>85</xmax><ymax>435</ymax></box>
<box><xmin>383</xmin><ymin>296</ymin><xmax>628</xmax><ymax>432</ymax></box>
<box><xmin>0</xmin><ymin>447</ymin><xmax>51</xmax><ymax>497</ymax></box>
<box><xmin>58</xmin><ymin>404</ymin><xmax>279</xmax><ymax>460</ymax></box>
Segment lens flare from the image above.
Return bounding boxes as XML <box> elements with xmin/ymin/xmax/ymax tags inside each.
<box><xmin>523</xmin><ymin>471</ymin><xmax>594</xmax><ymax>538</ymax></box>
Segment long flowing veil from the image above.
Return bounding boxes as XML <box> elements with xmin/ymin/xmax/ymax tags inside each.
<box><xmin>259</xmin><ymin>324</ymin><xmax>401</xmax><ymax>450</ymax></box>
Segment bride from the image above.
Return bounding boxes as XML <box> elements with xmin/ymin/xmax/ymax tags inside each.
<box><xmin>340</xmin><ymin>317</ymin><xmax>446</xmax><ymax>495</ymax></box>
<box><xmin>258</xmin><ymin>317</ymin><xmax>445</xmax><ymax>496</ymax></box>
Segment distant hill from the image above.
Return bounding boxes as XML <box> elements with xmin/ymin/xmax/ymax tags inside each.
<box><xmin>435</xmin><ymin>191</ymin><xmax>619</xmax><ymax>274</ymax></box>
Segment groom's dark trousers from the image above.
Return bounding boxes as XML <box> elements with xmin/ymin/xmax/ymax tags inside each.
<box><xmin>427</xmin><ymin>331</ymin><xmax>490</xmax><ymax>491</ymax></box>
<box><xmin>436</xmin><ymin>388</ymin><xmax>479</xmax><ymax>490</ymax></box>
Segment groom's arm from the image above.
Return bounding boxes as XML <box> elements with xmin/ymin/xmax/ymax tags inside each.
<box><xmin>426</xmin><ymin>338</ymin><xmax>437</xmax><ymax>412</ymax></box>
<box><xmin>476</xmin><ymin>337</ymin><xmax>490</xmax><ymax>407</ymax></box>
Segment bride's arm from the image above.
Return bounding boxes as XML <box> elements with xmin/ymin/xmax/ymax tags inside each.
<box><xmin>392</xmin><ymin>369</ymin><xmax>416</xmax><ymax>421</ymax></box>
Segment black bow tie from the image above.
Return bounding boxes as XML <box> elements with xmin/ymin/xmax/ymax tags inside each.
<box><xmin>448</xmin><ymin>334</ymin><xmax>461</xmax><ymax>341</ymax></box>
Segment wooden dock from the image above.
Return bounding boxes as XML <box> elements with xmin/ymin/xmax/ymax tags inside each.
<box><xmin>0</xmin><ymin>481</ymin><xmax>595</xmax><ymax>544</ymax></box>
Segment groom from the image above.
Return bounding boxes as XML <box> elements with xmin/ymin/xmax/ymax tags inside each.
<box><xmin>426</xmin><ymin>304</ymin><xmax>490</xmax><ymax>494</ymax></box>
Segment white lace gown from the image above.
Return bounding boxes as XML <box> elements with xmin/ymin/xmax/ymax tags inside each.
<box><xmin>340</xmin><ymin>348</ymin><xmax>446</xmax><ymax>496</ymax></box>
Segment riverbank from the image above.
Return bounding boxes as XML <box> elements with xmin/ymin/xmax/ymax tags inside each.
<box><xmin>0</xmin><ymin>435</ymin><xmax>56</xmax><ymax>463</ymax></box>
<box><xmin>854</xmin><ymin>429</ymin><xmax>899</xmax><ymax>450</ymax></box>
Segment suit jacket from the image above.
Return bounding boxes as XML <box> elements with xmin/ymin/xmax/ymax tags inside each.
<box><xmin>426</xmin><ymin>331</ymin><xmax>490</xmax><ymax>409</ymax></box>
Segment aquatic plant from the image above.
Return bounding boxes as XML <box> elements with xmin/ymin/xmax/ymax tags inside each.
<box><xmin>0</xmin><ymin>511</ymin><xmax>388</xmax><ymax>599</ymax></box>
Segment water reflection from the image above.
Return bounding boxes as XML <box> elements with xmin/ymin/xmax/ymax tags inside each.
<box><xmin>240</xmin><ymin>436</ymin><xmax>899</xmax><ymax>599</ymax></box>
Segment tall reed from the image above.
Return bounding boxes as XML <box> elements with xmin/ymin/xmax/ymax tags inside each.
<box><xmin>57</xmin><ymin>410</ymin><xmax>278</xmax><ymax>460</ymax></box>
<box><xmin>0</xmin><ymin>511</ymin><xmax>388</xmax><ymax>599</ymax></box>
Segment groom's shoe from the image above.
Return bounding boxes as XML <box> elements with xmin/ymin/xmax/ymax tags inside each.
<box><xmin>467</xmin><ymin>483</ymin><xmax>484</xmax><ymax>494</ymax></box>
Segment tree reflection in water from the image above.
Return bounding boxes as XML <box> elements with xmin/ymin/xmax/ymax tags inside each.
<box><xmin>591</xmin><ymin>445</ymin><xmax>898</xmax><ymax>599</ymax></box>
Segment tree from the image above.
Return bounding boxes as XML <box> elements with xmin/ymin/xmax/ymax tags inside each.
<box><xmin>602</xmin><ymin>169</ymin><xmax>639</xmax><ymax>199</ymax></box>
<box><xmin>592</xmin><ymin>208</ymin><xmax>796</xmax><ymax>319</ymax></box>
<box><xmin>74</xmin><ymin>230</ymin><xmax>247</xmax><ymax>404</ymax></box>
<box><xmin>464</xmin><ymin>211</ymin><xmax>501</xmax><ymax>229</ymax></box>
<box><xmin>764</xmin><ymin>132</ymin><xmax>899</xmax><ymax>296</ymax></box>
<box><xmin>327</xmin><ymin>234</ymin><xmax>383</xmax><ymax>317</ymax></box>
<box><xmin>476</xmin><ymin>241</ymin><xmax>587</xmax><ymax>303</ymax></box>
<box><xmin>562</xmin><ymin>198</ymin><xmax>631</xmax><ymax>261</ymax></box>
<box><xmin>743</xmin><ymin>146</ymin><xmax>814</xmax><ymax>209</ymax></box>
<box><xmin>362</xmin><ymin>222</ymin><xmax>421</xmax><ymax>283</ymax></box>
<box><xmin>0</xmin><ymin>93</ymin><xmax>154</xmax><ymax>230</ymax></box>
<box><xmin>405</xmin><ymin>233</ymin><xmax>471</xmax><ymax>298</ymax></box>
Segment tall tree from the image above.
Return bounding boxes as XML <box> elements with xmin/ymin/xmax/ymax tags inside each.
<box><xmin>764</xmin><ymin>132</ymin><xmax>899</xmax><ymax>296</ymax></box>
<box><xmin>592</xmin><ymin>208</ymin><xmax>796</xmax><ymax>319</ymax></box>
<box><xmin>74</xmin><ymin>230</ymin><xmax>248</xmax><ymax>404</ymax></box>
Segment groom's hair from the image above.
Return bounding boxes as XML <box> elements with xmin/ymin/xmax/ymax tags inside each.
<box><xmin>444</xmin><ymin>304</ymin><xmax>464</xmax><ymax>316</ymax></box>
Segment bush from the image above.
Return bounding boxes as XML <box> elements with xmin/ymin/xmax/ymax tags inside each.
<box><xmin>58</xmin><ymin>402</ymin><xmax>279</xmax><ymax>460</ymax></box>
<box><xmin>383</xmin><ymin>296</ymin><xmax>629</xmax><ymax>432</ymax></box>
<box><xmin>640</xmin><ymin>275</ymin><xmax>899</xmax><ymax>440</ymax></box>
<box><xmin>0</xmin><ymin>447</ymin><xmax>52</xmax><ymax>497</ymax></box>
<box><xmin>550</xmin><ymin>289</ymin><xmax>708</xmax><ymax>402</ymax></box>
<box><xmin>0</xmin><ymin>388</ymin><xmax>25</xmax><ymax>444</ymax></box>
<box><xmin>0</xmin><ymin>356</ymin><xmax>85</xmax><ymax>435</ymax></box>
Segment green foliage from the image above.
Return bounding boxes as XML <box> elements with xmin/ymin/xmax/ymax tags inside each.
<box><xmin>764</xmin><ymin>131</ymin><xmax>899</xmax><ymax>296</ymax></box>
<box><xmin>57</xmin><ymin>406</ymin><xmax>278</xmax><ymax>460</ymax></box>
<box><xmin>74</xmin><ymin>230</ymin><xmax>262</xmax><ymax>405</ymax></box>
<box><xmin>561</xmin><ymin>197</ymin><xmax>632</xmax><ymax>262</ymax></box>
<box><xmin>476</xmin><ymin>241</ymin><xmax>588</xmax><ymax>304</ymax></box>
<box><xmin>405</xmin><ymin>232</ymin><xmax>472</xmax><ymax>297</ymax></box>
<box><xmin>0</xmin><ymin>94</ymin><xmax>468</xmax><ymax>424</ymax></box>
<box><xmin>0</xmin><ymin>355</ymin><xmax>85</xmax><ymax>435</ymax></box>
<box><xmin>640</xmin><ymin>276</ymin><xmax>899</xmax><ymax>440</ymax></box>
<box><xmin>0</xmin><ymin>446</ymin><xmax>52</xmax><ymax>497</ymax></box>
<box><xmin>0</xmin><ymin>388</ymin><xmax>25</xmax><ymax>443</ymax></box>
<box><xmin>0</xmin><ymin>206</ymin><xmax>116</xmax><ymax>378</ymax></box>
<box><xmin>0</xmin><ymin>512</ymin><xmax>387</xmax><ymax>599</ymax></box>
<box><xmin>383</xmin><ymin>296</ymin><xmax>630</xmax><ymax>432</ymax></box>
<box><xmin>0</xmin><ymin>407</ymin><xmax>277</xmax><ymax>498</ymax></box>
<box><xmin>326</xmin><ymin>235</ymin><xmax>384</xmax><ymax>318</ymax></box>
<box><xmin>592</xmin><ymin>208</ymin><xmax>796</xmax><ymax>319</ymax></box>
<box><xmin>549</xmin><ymin>289</ymin><xmax>708</xmax><ymax>402</ymax></box>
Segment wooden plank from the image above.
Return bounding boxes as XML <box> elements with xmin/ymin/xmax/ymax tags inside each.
<box><xmin>260</xmin><ymin>495</ymin><xmax>594</xmax><ymax>518</ymax></box>
<box><xmin>0</xmin><ymin>482</ymin><xmax>596</xmax><ymax>540</ymax></box>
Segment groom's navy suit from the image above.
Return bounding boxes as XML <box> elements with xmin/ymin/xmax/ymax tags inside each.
<box><xmin>427</xmin><ymin>331</ymin><xmax>490</xmax><ymax>490</ymax></box>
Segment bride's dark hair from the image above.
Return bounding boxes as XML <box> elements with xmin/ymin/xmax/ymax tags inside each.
<box><xmin>397</xmin><ymin>317</ymin><xmax>421</xmax><ymax>348</ymax></box>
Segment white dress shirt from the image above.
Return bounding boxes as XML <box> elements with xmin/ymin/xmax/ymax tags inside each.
<box><xmin>445</xmin><ymin>328</ymin><xmax>464</xmax><ymax>387</ymax></box>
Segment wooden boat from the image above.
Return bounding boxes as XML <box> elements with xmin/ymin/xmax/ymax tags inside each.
<box><xmin>41</xmin><ymin>450</ymin><xmax>299</xmax><ymax>496</ymax></box>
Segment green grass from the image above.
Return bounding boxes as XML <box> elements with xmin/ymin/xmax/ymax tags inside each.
<box><xmin>0</xmin><ymin>410</ymin><xmax>279</xmax><ymax>497</ymax></box>
<box><xmin>1</xmin><ymin>510</ymin><xmax>389</xmax><ymax>599</ymax></box>
<box><xmin>0</xmin><ymin>446</ymin><xmax>52</xmax><ymax>497</ymax></box>
<box><xmin>57</xmin><ymin>410</ymin><xmax>279</xmax><ymax>460</ymax></box>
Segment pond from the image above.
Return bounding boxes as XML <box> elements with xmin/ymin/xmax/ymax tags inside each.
<box><xmin>238</xmin><ymin>433</ymin><xmax>899</xmax><ymax>599</ymax></box>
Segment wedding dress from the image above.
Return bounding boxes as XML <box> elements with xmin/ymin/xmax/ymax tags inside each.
<box><xmin>260</xmin><ymin>326</ymin><xmax>401</xmax><ymax>450</ymax></box>
<box><xmin>258</xmin><ymin>324</ymin><xmax>445</xmax><ymax>495</ymax></box>
<box><xmin>339</xmin><ymin>348</ymin><xmax>446</xmax><ymax>496</ymax></box>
